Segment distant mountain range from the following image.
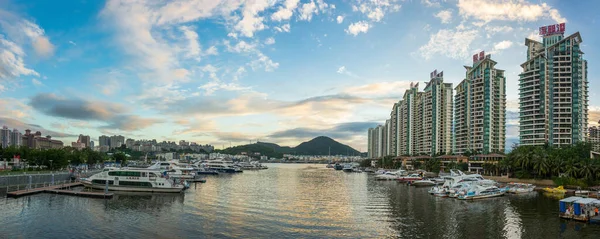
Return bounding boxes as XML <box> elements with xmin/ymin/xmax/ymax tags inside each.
<box><xmin>218</xmin><ymin>136</ymin><xmax>361</xmax><ymax>158</ymax></box>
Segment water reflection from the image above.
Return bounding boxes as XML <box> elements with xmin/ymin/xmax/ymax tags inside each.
<box><xmin>1</xmin><ymin>164</ymin><xmax>600</xmax><ymax>238</ymax></box>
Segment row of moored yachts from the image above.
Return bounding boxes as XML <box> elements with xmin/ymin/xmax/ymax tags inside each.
<box><xmin>373</xmin><ymin>169</ymin><xmax>536</xmax><ymax>200</ymax></box>
<box><xmin>81</xmin><ymin>159</ymin><xmax>267</xmax><ymax>193</ymax></box>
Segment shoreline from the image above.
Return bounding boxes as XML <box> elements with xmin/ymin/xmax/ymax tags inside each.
<box><xmin>486</xmin><ymin>175</ymin><xmax>556</xmax><ymax>187</ymax></box>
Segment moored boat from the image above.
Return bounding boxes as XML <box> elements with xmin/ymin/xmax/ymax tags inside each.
<box><xmin>457</xmin><ymin>185</ymin><xmax>505</xmax><ymax>200</ymax></box>
<box><xmin>334</xmin><ymin>163</ymin><xmax>344</xmax><ymax>170</ymax></box>
<box><xmin>81</xmin><ymin>168</ymin><xmax>185</xmax><ymax>193</ymax></box>
<box><xmin>543</xmin><ymin>186</ymin><xmax>567</xmax><ymax>194</ymax></box>
<box><xmin>506</xmin><ymin>182</ymin><xmax>536</xmax><ymax>194</ymax></box>
<box><xmin>411</xmin><ymin>179</ymin><xmax>436</xmax><ymax>187</ymax></box>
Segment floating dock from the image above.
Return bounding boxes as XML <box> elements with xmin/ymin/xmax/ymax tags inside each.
<box><xmin>6</xmin><ymin>182</ymin><xmax>112</xmax><ymax>199</ymax></box>
<box><xmin>46</xmin><ymin>189</ymin><xmax>113</xmax><ymax>199</ymax></box>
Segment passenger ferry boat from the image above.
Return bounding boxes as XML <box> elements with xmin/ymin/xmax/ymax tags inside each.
<box><xmin>81</xmin><ymin>168</ymin><xmax>185</xmax><ymax>193</ymax></box>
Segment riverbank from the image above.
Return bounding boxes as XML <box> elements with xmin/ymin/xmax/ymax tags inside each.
<box><xmin>486</xmin><ymin>175</ymin><xmax>556</xmax><ymax>187</ymax></box>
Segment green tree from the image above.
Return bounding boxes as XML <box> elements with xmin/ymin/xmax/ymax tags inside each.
<box><xmin>113</xmin><ymin>152</ymin><xmax>127</xmax><ymax>165</ymax></box>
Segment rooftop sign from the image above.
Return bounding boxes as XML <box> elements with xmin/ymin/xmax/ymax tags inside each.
<box><xmin>539</xmin><ymin>23</ymin><xmax>565</xmax><ymax>36</ymax></box>
<box><xmin>472</xmin><ymin>51</ymin><xmax>485</xmax><ymax>64</ymax></box>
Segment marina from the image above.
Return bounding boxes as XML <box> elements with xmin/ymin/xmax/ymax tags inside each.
<box><xmin>3</xmin><ymin>164</ymin><xmax>600</xmax><ymax>238</ymax></box>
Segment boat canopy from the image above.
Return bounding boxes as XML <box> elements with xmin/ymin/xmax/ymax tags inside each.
<box><xmin>560</xmin><ymin>196</ymin><xmax>583</xmax><ymax>203</ymax></box>
<box><xmin>574</xmin><ymin>198</ymin><xmax>600</xmax><ymax>205</ymax></box>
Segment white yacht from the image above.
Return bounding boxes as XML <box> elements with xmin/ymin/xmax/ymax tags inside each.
<box><xmin>81</xmin><ymin>168</ymin><xmax>185</xmax><ymax>193</ymax></box>
<box><xmin>201</xmin><ymin>159</ymin><xmax>239</xmax><ymax>173</ymax></box>
<box><xmin>429</xmin><ymin>170</ymin><xmax>497</xmax><ymax>197</ymax></box>
<box><xmin>457</xmin><ymin>185</ymin><xmax>505</xmax><ymax>200</ymax></box>
<box><xmin>148</xmin><ymin>161</ymin><xmax>198</xmax><ymax>179</ymax></box>
<box><xmin>411</xmin><ymin>179</ymin><xmax>436</xmax><ymax>187</ymax></box>
<box><xmin>374</xmin><ymin>170</ymin><xmax>407</xmax><ymax>180</ymax></box>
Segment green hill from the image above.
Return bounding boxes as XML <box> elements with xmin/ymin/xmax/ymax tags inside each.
<box><xmin>219</xmin><ymin>136</ymin><xmax>360</xmax><ymax>157</ymax></box>
<box><xmin>293</xmin><ymin>136</ymin><xmax>360</xmax><ymax>156</ymax></box>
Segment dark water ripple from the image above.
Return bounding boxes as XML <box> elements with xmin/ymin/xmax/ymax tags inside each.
<box><xmin>1</xmin><ymin>164</ymin><xmax>600</xmax><ymax>238</ymax></box>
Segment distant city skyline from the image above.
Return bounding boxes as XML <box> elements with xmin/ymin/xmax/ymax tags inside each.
<box><xmin>1</xmin><ymin>0</ymin><xmax>599</xmax><ymax>151</ymax></box>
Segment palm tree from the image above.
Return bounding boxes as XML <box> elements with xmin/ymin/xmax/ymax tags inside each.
<box><xmin>564</xmin><ymin>158</ymin><xmax>578</xmax><ymax>178</ymax></box>
<box><xmin>579</xmin><ymin>159</ymin><xmax>596</xmax><ymax>181</ymax></box>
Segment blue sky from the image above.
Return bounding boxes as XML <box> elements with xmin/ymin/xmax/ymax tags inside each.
<box><xmin>0</xmin><ymin>0</ymin><xmax>598</xmax><ymax>152</ymax></box>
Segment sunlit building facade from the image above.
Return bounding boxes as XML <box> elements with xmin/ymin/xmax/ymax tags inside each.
<box><xmin>519</xmin><ymin>31</ymin><xmax>588</xmax><ymax>146</ymax></box>
<box><xmin>454</xmin><ymin>54</ymin><xmax>506</xmax><ymax>154</ymax></box>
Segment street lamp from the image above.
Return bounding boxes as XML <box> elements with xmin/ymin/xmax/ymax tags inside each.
<box><xmin>49</xmin><ymin>160</ymin><xmax>53</xmax><ymax>170</ymax></box>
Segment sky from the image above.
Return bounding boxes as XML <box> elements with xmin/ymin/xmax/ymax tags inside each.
<box><xmin>0</xmin><ymin>0</ymin><xmax>599</xmax><ymax>152</ymax></box>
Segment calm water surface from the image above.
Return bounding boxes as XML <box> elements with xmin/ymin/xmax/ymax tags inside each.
<box><xmin>1</xmin><ymin>164</ymin><xmax>599</xmax><ymax>238</ymax></box>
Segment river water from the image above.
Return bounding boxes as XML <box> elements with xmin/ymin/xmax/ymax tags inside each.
<box><xmin>1</xmin><ymin>164</ymin><xmax>599</xmax><ymax>238</ymax></box>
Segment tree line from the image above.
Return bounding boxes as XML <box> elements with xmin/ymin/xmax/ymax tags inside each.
<box><xmin>0</xmin><ymin>146</ymin><xmax>128</xmax><ymax>170</ymax></box>
<box><xmin>486</xmin><ymin>142</ymin><xmax>599</xmax><ymax>186</ymax></box>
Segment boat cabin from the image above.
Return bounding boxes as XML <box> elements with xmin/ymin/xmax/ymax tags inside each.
<box><xmin>559</xmin><ymin>197</ymin><xmax>600</xmax><ymax>222</ymax></box>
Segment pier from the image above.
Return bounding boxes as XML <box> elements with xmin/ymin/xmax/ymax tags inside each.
<box><xmin>6</xmin><ymin>182</ymin><xmax>113</xmax><ymax>199</ymax></box>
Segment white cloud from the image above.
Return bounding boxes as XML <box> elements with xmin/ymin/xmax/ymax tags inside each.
<box><xmin>299</xmin><ymin>1</ymin><xmax>317</xmax><ymax>21</ymax></box>
<box><xmin>205</xmin><ymin>45</ymin><xmax>218</xmax><ymax>56</ymax></box>
<box><xmin>179</xmin><ymin>26</ymin><xmax>201</xmax><ymax>61</ymax></box>
<box><xmin>336</xmin><ymin>15</ymin><xmax>344</xmax><ymax>24</ymax></box>
<box><xmin>274</xmin><ymin>24</ymin><xmax>291</xmax><ymax>32</ymax></box>
<box><xmin>457</xmin><ymin>0</ymin><xmax>566</xmax><ymax>24</ymax></box>
<box><xmin>351</xmin><ymin>0</ymin><xmax>401</xmax><ymax>23</ymax></box>
<box><xmin>345</xmin><ymin>21</ymin><xmax>371</xmax><ymax>36</ymax></box>
<box><xmin>0</xmin><ymin>36</ymin><xmax>39</xmax><ymax>80</ymax></box>
<box><xmin>68</xmin><ymin>41</ymin><xmax>76</xmax><ymax>46</ymax></box>
<box><xmin>422</xmin><ymin>0</ymin><xmax>443</xmax><ymax>7</ymax></box>
<box><xmin>271</xmin><ymin>0</ymin><xmax>300</xmax><ymax>21</ymax></box>
<box><xmin>484</xmin><ymin>25</ymin><xmax>514</xmax><ymax>38</ymax></box>
<box><xmin>337</xmin><ymin>66</ymin><xmax>358</xmax><ymax>78</ymax></box>
<box><xmin>493</xmin><ymin>40</ymin><xmax>513</xmax><ymax>51</ymax></box>
<box><xmin>234</xmin><ymin>0</ymin><xmax>275</xmax><ymax>37</ymax></box>
<box><xmin>264</xmin><ymin>37</ymin><xmax>275</xmax><ymax>45</ymax></box>
<box><xmin>423</xmin><ymin>24</ymin><xmax>431</xmax><ymax>31</ymax></box>
<box><xmin>435</xmin><ymin>9</ymin><xmax>452</xmax><ymax>24</ymax></box>
<box><xmin>418</xmin><ymin>28</ymin><xmax>478</xmax><ymax>60</ymax></box>
<box><xmin>31</xmin><ymin>78</ymin><xmax>43</xmax><ymax>86</ymax></box>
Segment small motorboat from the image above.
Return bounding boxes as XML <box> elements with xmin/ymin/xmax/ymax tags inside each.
<box><xmin>506</xmin><ymin>182</ymin><xmax>536</xmax><ymax>194</ymax></box>
<box><xmin>326</xmin><ymin>163</ymin><xmax>334</xmax><ymax>168</ymax></box>
<box><xmin>458</xmin><ymin>185</ymin><xmax>505</xmax><ymax>200</ymax></box>
<box><xmin>575</xmin><ymin>190</ymin><xmax>590</xmax><ymax>196</ymax></box>
<box><xmin>398</xmin><ymin>174</ymin><xmax>422</xmax><ymax>183</ymax></box>
<box><xmin>543</xmin><ymin>186</ymin><xmax>567</xmax><ymax>194</ymax></box>
<box><xmin>334</xmin><ymin>163</ymin><xmax>344</xmax><ymax>170</ymax></box>
<box><xmin>375</xmin><ymin>171</ymin><xmax>402</xmax><ymax>180</ymax></box>
<box><xmin>411</xmin><ymin>179</ymin><xmax>436</xmax><ymax>187</ymax></box>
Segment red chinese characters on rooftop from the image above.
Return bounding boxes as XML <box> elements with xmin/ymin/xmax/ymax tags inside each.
<box><xmin>472</xmin><ymin>51</ymin><xmax>485</xmax><ymax>64</ymax></box>
<box><xmin>539</xmin><ymin>23</ymin><xmax>565</xmax><ymax>36</ymax></box>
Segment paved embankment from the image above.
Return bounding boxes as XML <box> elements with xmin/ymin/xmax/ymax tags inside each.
<box><xmin>486</xmin><ymin>176</ymin><xmax>556</xmax><ymax>187</ymax></box>
<box><xmin>0</xmin><ymin>170</ymin><xmax>100</xmax><ymax>195</ymax></box>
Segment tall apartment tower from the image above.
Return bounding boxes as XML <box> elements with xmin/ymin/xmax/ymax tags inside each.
<box><xmin>455</xmin><ymin>52</ymin><xmax>506</xmax><ymax>154</ymax></box>
<box><xmin>78</xmin><ymin>134</ymin><xmax>91</xmax><ymax>148</ymax></box>
<box><xmin>519</xmin><ymin>25</ymin><xmax>588</xmax><ymax>146</ymax></box>
<box><xmin>392</xmin><ymin>72</ymin><xmax>453</xmax><ymax>156</ymax></box>
<box><xmin>99</xmin><ymin>135</ymin><xmax>110</xmax><ymax>147</ymax></box>
<box><xmin>397</xmin><ymin>83</ymin><xmax>420</xmax><ymax>156</ymax></box>
<box><xmin>367</xmin><ymin>128</ymin><xmax>374</xmax><ymax>158</ymax></box>
<box><xmin>0</xmin><ymin>126</ymin><xmax>10</xmax><ymax>148</ymax></box>
<box><xmin>10</xmin><ymin>129</ymin><xmax>22</xmax><ymax>147</ymax></box>
<box><xmin>419</xmin><ymin>72</ymin><xmax>453</xmax><ymax>155</ymax></box>
<box><xmin>389</xmin><ymin>103</ymin><xmax>399</xmax><ymax>156</ymax></box>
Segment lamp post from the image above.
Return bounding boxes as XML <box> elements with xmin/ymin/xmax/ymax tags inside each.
<box><xmin>49</xmin><ymin>160</ymin><xmax>53</xmax><ymax>171</ymax></box>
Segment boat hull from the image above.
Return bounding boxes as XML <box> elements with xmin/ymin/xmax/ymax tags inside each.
<box><xmin>82</xmin><ymin>181</ymin><xmax>184</xmax><ymax>193</ymax></box>
<box><xmin>458</xmin><ymin>192</ymin><xmax>505</xmax><ymax>200</ymax></box>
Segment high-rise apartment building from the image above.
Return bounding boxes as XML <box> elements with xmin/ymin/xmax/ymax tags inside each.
<box><xmin>10</xmin><ymin>129</ymin><xmax>22</xmax><ymax>147</ymax></box>
<box><xmin>1</xmin><ymin>126</ymin><xmax>10</xmax><ymax>148</ymax></box>
<box><xmin>78</xmin><ymin>134</ymin><xmax>91</xmax><ymax>148</ymax></box>
<box><xmin>519</xmin><ymin>24</ymin><xmax>588</xmax><ymax>146</ymax></box>
<box><xmin>389</xmin><ymin>103</ymin><xmax>399</xmax><ymax>156</ymax></box>
<box><xmin>367</xmin><ymin>125</ymin><xmax>385</xmax><ymax>158</ymax></box>
<box><xmin>110</xmin><ymin>135</ymin><xmax>125</xmax><ymax>148</ymax></box>
<box><xmin>590</xmin><ymin>126</ymin><xmax>600</xmax><ymax>152</ymax></box>
<box><xmin>455</xmin><ymin>52</ymin><xmax>506</xmax><ymax>154</ymax></box>
<box><xmin>391</xmin><ymin>72</ymin><xmax>453</xmax><ymax>156</ymax></box>
<box><xmin>99</xmin><ymin>135</ymin><xmax>110</xmax><ymax>147</ymax></box>
<box><xmin>397</xmin><ymin>83</ymin><xmax>419</xmax><ymax>156</ymax></box>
